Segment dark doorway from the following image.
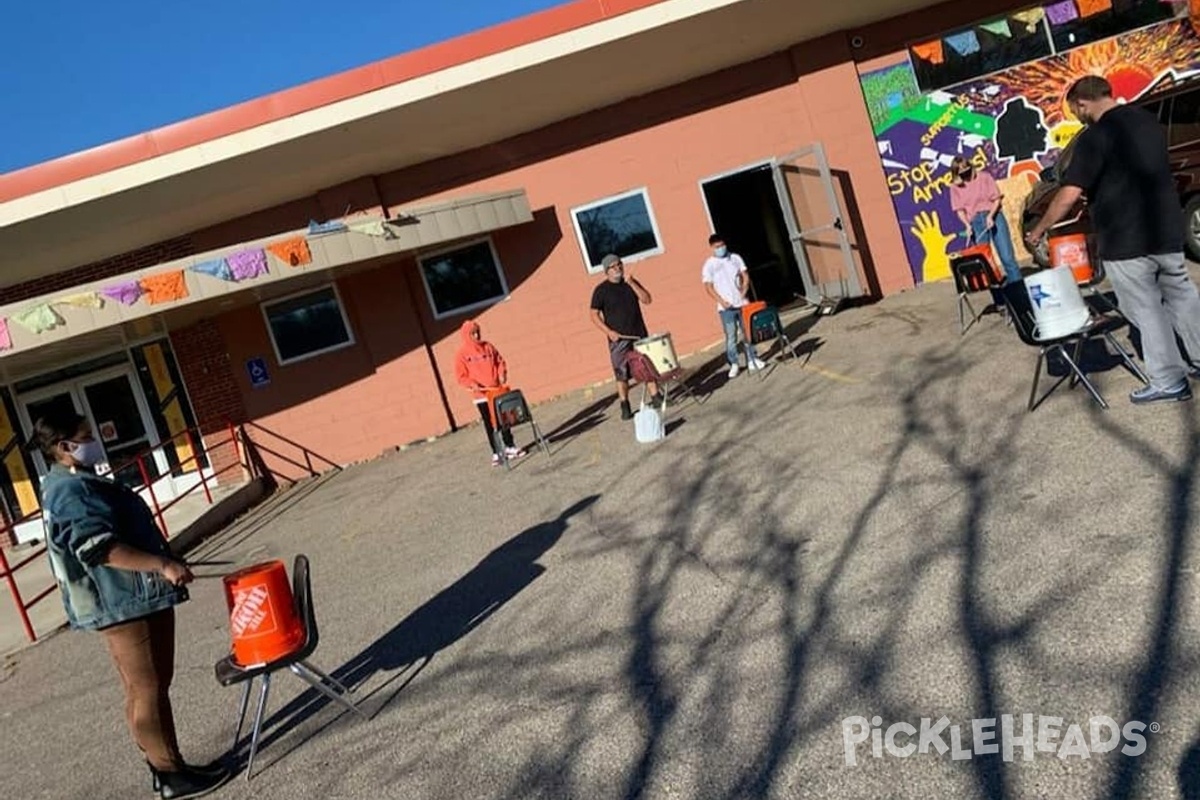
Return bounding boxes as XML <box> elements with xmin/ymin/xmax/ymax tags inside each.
<box><xmin>701</xmin><ymin>165</ymin><xmax>805</xmax><ymax>307</ymax></box>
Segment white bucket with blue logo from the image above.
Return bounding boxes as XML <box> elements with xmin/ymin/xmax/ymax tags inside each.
<box><xmin>1025</xmin><ymin>266</ymin><xmax>1090</xmax><ymax>341</ymax></box>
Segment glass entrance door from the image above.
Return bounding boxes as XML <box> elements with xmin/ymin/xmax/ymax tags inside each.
<box><xmin>18</xmin><ymin>367</ymin><xmax>167</xmax><ymax>491</ymax></box>
<box><xmin>81</xmin><ymin>372</ymin><xmax>159</xmax><ymax>488</ymax></box>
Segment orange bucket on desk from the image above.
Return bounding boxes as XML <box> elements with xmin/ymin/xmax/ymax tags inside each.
<box><xmin>482</xmin><ymin>385</ymin><xmax>512</xmax><ymax>428</ymax></box>
<box><xmin>222</xmin><ymin>560</ymin><xmax>304</xmax><ymax>667</ymax></box>
<box><xmin>1049</xmin><ymin>233</ymin><xmax>1094</xmax><ymax>283</ymax></box>
<box><xmin>741</xmin><ymin>301</ymin><xmax>768</xmax><ymax>335</ymax></box>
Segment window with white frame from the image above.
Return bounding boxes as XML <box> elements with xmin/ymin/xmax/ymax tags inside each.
<box><xmin>571</xmin><ymin>188</ymin><xmax>664</xmax><ymax>273</ymax></box>
<box><xmin>262</xmin><ymin>285</ymin><xmax>354</xmax><ymax>365</ymax></box>
<box><xmin>418</xmin><ymin>238</ymin><xmax>510</xmax><ymax>319</ymax></box>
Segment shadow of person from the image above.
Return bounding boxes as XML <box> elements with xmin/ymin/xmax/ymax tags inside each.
<box><xmin>242</xmin><ymin>495</ymin><xmax>601</xmax><ymax>761</ymax></box>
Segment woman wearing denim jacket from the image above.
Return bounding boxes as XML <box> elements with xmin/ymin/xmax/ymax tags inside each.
<box><xmin>33</xmin><ymin>409</ymin><xmax>231</xmax><ymax>799</ymax></box>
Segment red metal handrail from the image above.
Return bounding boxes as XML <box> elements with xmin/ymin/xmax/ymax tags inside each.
<box><xmin>0</xmin><ymin>509</ymin><xmax>52</xmax><ymax>644</ymax></box>
<box><xmin>116</xmin><ymin>424</ymin><xmax>246</xmax><ymax>541</ymax></box>
<box><xmin>238</xmin><ymin>420</ymin><xmax>342</xmax><ymax>482</ymax></box>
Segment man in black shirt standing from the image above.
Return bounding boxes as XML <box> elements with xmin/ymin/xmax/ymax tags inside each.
<box><xmin>1028</xmin><ymin>75</ymin><xmax>1200</xmax><ymax>404</ymax></box>
<box><xmin>589</xmin><ymin>254</ymin><xmax>663</xmax><ymax>420</ymax></box>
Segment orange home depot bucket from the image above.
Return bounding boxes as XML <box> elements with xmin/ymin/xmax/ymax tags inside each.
<box><xmin>953</xmin><ymin>243</ymin><xmax>1002</xmax><ymax>283</ymax></box>
<box><xmin>223</xmin><ymin>560</ymin><xmax>305</xmax><ymax>667</ymax></box>
<box><xmin>1049</xmin><ymin>233</ymin><xmax>1094</xmax><ymax>284</ymax></box>
<box><xmin>741</xmin><ymin>301</ymin><xmax>767</xmax><ymax>336</ymax></box>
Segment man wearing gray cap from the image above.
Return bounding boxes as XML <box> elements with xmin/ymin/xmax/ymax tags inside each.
<box><xmin>589</xmin><ymin>254</ymin><xmax>663</xmax><ymax>420</ymax></box>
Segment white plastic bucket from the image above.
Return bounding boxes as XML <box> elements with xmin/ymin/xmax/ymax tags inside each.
<box><xmin>634</xmin><ymin>406</ymin><xmax>665</xmax><ymax>443</ymax></box>
<box><xmin>1024</xmin><ymin>266</ymin><xmax>1090</xmax><ymax>341</ymax></box>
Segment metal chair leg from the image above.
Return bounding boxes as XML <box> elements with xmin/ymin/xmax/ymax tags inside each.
<box><xmin>290</xmin><ymin>663</ymin><xmax>368</xmax><ymax>719</ymax></box>
<box><xmin>668</xmin><ymin>373</ymin><xmax>701</xmax><ymax>404</ymax></box>
<box><xmin>1068</xmin><ymin>338</ymin><xmax>1086</xmax><ymax>389</ymax></box>
<box><xmin>959</xmin><ymin>293</ymin><xmax>983</xmax><ymax>335</ymax></box>
<box><xmin>779</xmin><ymin>332</ymin><xmax>799</xmax><ymax>361</ymax></box>
<box><xmin>1060</xmin><ymin>347</ymin><xmax>1108</xmax><ymax>409</ymax></box>
<box><xmin>298</xmin><ymin>660</ymin><xmax>351</xmax><ymax>695</ymax></box>
<box><xmin>231</xmin><ymin>679</ymin><xmax>252</xmax><ymax>754</ymax></box>
<box><xmin>244</xmin><ymin>672</ymin><xmax>272</xmax><ymax>782</ymax></box>
<box><xmin>1104</xmin><ymin>331</ymin><xmax>1149</xmax><ymax>384</ymax></box>
<box><xmin>1029</xmin><ymin>351</ymin><xmax>1045</xmax><ymax>411</ymax></box>
<box><xmin>530</xmin><ymin>420</ymin><xmax>551</xmax><ymax>458</ymax></box>
<box><xmin>1031</xmin><ymin>345</ymin><xmax>1080</xmax><ymax>411</ymax></box>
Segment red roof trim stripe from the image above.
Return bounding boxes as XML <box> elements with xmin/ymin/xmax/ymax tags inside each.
<box><xmin>0</xmin><ymin>0</ymin><xmax>666</xmax><ymax>204</ymax></box>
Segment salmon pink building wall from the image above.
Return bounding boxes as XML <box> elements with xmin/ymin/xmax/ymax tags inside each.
<box><xmin>212</xmin><ymin>265</ymin><xmax>453</xmax><ymax>466</ymax></box>
<box><xmin>184</xmin><ymin>36</ymin><xmax>914</xmax><ymax>462</ymax></box>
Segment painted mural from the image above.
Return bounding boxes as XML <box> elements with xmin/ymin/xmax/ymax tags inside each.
<box><xmin>862</xmin><ymin>18</ymin><xmax>1200</xmax><ymax>284</ymax></box>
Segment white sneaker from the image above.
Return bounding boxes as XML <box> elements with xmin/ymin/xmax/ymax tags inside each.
<box><xmin>748</xmin><ymin>357</ymin><xmax>766</xmax><ymax>371</ymax></box>
<box><xmin>727</xmin><ymin>363</ymin><xmax>740</xmax><ymax>379</ymax></box>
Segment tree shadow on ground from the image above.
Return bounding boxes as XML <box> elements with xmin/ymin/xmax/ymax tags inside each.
<box><xmin>1091</xmin><ymin>403</ymin><xmax>1198</xmax><ymax>800</ymax></box>
<box><xmin>1180</xmin><ymin>726</ymin><xmax>1200</xmax><ymax>800</ymax></box>
<box><xmin>476</xmin><ymin>344</ymin><xmax>1195</xmax><ymax>800</ymax></box>
<box><xmin>244</xmin><ymin>327</ymin><xmax>1197</xmax><ymax>799</ymax></box>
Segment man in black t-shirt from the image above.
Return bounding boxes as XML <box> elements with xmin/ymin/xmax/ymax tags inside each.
<box><xmin>589</xmin><ymin>254</ymin><xmax>663</xmax><ymax>420</ymax></box>
<box><xmin>1028</xmin><ymin>76</ymin><xmax>1200</xmax><ymax>404</ymax></box>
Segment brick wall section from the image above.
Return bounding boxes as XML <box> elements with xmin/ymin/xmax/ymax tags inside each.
<box><xmin>168</xmin><ymin>320</ymin><xmax>247</xmax><ymax>486</ymax></box>
<box><xmin>214</xmin><ymin>268</ymin><xmax>454</xmax><ymax>470</ymax></box>
<box><xmin>0</xmin><ymin>236</ymin><xmax>196</xmax><ymax>306</ymax></box>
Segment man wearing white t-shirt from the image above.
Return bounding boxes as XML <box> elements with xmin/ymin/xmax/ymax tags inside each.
<box><xmin>702</xmin><ymin>234</ymin><xmax>765</xmax><ymax>379</ymax></box>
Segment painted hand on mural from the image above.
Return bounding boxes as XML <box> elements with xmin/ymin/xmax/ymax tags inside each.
<box><xmin>910</xmin><ymin>211</ymin><xmax>957</xmax><ymax>283</ymax></box>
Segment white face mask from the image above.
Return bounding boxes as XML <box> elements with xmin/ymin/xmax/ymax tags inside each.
<box><xmin>66</xmin><ymin>440</ymin><xmax>107</xmax><ymax>467</ymax></box>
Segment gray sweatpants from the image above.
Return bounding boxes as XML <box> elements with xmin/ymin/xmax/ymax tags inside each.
<box><xmin>1105</xmin><ymin>253</ymin><xmax>1200</xmax><ymax>388</ymax></box>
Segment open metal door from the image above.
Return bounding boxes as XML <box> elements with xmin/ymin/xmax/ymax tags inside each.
<box><xmin>771</xmin><ymin>143</ymin><xmax>865</xmax><ymax>314</ymax></box>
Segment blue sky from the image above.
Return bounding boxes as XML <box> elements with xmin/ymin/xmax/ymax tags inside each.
<box><xmin>0</xmin><ymin>0</ymin><xmax>566</xmax><ymax>173</ymax></box>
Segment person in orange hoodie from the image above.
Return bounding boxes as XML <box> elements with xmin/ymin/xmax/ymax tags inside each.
<box><xmin>455</xmin><ymin>320</ymin><xmax>525</xmax><ymax>466</ymax></box>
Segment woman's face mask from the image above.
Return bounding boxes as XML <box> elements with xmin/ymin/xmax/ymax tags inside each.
<box><xmin>64</xmin><ymin>439</ymin><xmax>106</xmax><ymax>467</ymax></box>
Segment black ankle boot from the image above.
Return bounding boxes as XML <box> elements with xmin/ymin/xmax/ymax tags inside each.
<box><xmin>619</xmin><ymin>400</ymin><xmax>634</xmax><ymax>420</ymax></box>
<box><xmin>148</xmin><ymin>760</ymin><xmax>228</xmax><ymax>793</ymax></box>
<box><xmin>150</xmin><ymin>763</ymin><xmax>232</xmax><ymax>800</ymax></box>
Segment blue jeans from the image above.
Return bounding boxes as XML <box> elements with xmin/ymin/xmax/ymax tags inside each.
<box><xmin>719</xmin><ymin>308</ymin><xmax>757</xmax><ymax>365</ymax></box>
<box><xmin>971</xmin><ymin>212</ymin><xmax>1023</xmax><ymax>285</ymax></box>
